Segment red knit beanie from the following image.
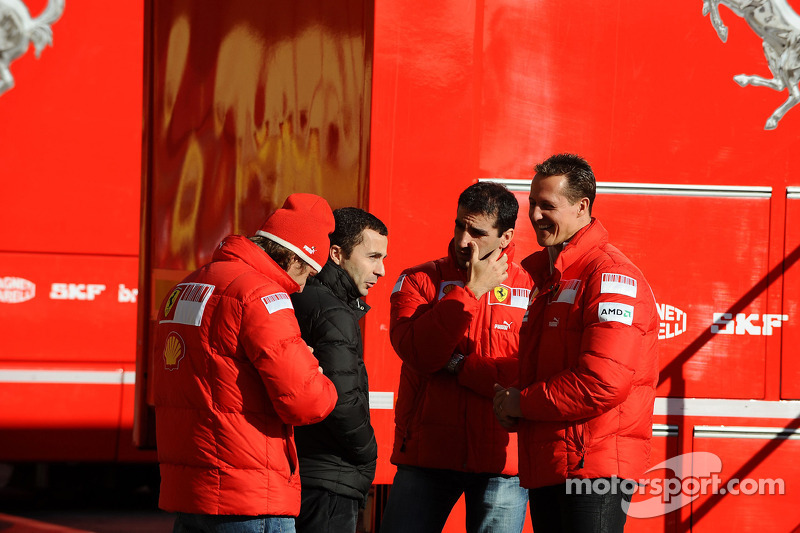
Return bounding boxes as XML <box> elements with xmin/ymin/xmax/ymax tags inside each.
<box><xmin>256</xmin><ymin>193</ymin><xmax>334</xmax><ymax>272</ymax></box>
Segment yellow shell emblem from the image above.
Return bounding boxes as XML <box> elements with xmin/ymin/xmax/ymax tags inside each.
<box><xmin>494</xmin><ymin>286</ymin><xmax>509</xmax><ymax>302</ymax></box>
<box><xmin>163</xmin><ymin>332</ymin><xmax>185</xmax><ymax>371</ymax></box>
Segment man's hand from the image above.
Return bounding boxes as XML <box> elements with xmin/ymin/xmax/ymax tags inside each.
<box><xmin>493</xmin><ymin>383</ymin><xmax>522</xmax><ymax>429</ymax></box>
<box><xmin>465</xmin><ymin>243</ymin><xmax>509</xmax><ymax>299</ymax></box>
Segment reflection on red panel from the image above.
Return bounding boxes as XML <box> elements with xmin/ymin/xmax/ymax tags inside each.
<box><xmin>692</xmin><ymin>431</ymin><xmax>800</xmax><ymax>532</ymax></box>
<box><xmin>625</xmin><ymin>431</ymin><xmax>681</xmax><ymax>533</ymax></box>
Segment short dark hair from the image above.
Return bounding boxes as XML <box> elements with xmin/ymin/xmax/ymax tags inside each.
<box><xmin>457</xmin><ymin>181</ymin><xmax>519</xmax><ymax>235</ymax></box>
<box><xmin>330</xmin><ymin>207</ymin><xmax>388</xmax><ymax>257</ymax></box>
<box><xmin>534</xmin><ymin>153</ymin><xmax>596</xmax><ymax>213</ymax></box>
<box><xmin>249</xmin><ymin>235</ymin><xmax>301</xmax><ymax>270</ymax></box>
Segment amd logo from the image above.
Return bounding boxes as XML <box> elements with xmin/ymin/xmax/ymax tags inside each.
<box><xmin>711</xmin><ymin>313</ymin><xmax>788</xmax><ymax>336</ymax></box>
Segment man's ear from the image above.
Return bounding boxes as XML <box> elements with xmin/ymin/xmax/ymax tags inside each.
<box><xmin>577</xmin><ymin>197</ymin><xmax>591</xmax><ymax>218</ymax></box>
<box><xmin>330</xmin><ymin>244</ymin><xmax>344</xmax><ymax>266</ymax></box>
<box><xmin>499</xmin><ymin>227</ymin><xmax>514</xmax><ymax>248</ymax></box>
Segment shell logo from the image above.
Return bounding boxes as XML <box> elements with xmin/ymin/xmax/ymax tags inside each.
<box><xmin>163</xmin><ymin>332</ymin><xmax>185</xmax><ymax>371</ymax></box>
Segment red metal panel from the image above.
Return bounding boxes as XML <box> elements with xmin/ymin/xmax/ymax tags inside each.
<box><xmin>692</xmin><ymin>430</ymin><xmax>800</xmax><ymax>532</ymax></box>
<box><xmin>0</xmin><ymin>253</ymin><xmax>138</xmax><ymax>363</ymax></box>
<box><xmin>0</xmin><ymin>0</ymin><xmax>143</xmax><ymax>257</ymax></box>
<box><xmin>782</xmin><ymin>194</ymin><xmax>800</xmax><ymax>399</ymax></box>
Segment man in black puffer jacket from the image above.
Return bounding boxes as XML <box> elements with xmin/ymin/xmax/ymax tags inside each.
<box><xmin>291</xmin><ymin>207</ymin><xmax>389</xmax><ymax>533</ymax></box>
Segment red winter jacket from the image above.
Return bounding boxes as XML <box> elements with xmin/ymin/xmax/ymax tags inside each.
<box><xmin>516</xmin><ymin>219</ymin><xmax>659</xmax><ymax>489</ymax></box>
<box><xmin>152</xmin><ymin>235</ymin><xmax>337</xmax><ymax>516</ymax></box>
<box><xmin>389</xmin><ymin>241</ymin><xmax>533</xmax><ymax>474</ymax></box>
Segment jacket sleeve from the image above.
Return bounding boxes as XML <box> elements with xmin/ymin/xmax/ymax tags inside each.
<box><xmin>239</xmin><ymin>294</ymin><xmax>338</xmax><ymax>426</ymax></box>
<box><xmin>308</xmin><ymin>307</ymin><xmax>377</xmax><ymax>466</ymax></box>
<box><xmin>457</xmin><ymin>355</ymin><xmax>519</xmax><ymax>398</ymax></box>
<box><xmin>389</xmin><ymin>269</ymin><xmax>480</xmax><ymax>374</ymax></box>
<box><xmin>519</xmin><ymin>264</ymin><xmax>655</xmax><ymax>421</ymax></box>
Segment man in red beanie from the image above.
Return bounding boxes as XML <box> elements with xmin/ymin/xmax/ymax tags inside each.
<box><xmin>152</xmin><ymin>193</ymin><xmax>339</xmax><ymax>533</ymax></box>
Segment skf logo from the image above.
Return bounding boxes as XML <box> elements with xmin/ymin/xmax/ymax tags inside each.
<box><xmin>712</xmin><ymin>312</ymin><xmax>788</xmax><ymax>336</ymax></box>
<box><xmin>164</xmin><ymin>287</ymin><xmax>182</xmax><ymax>317</ymax></box>
<box><xmin>163</xmin><ymin>332</ymin><xmax>185</xmax><ymax>371</ymax></box>
<box><xmin>304</xmin><ymin>245</ymin><xmax>317</xmax><ymax>255</ymax></box>
<box><xmin>0</xmin><ymin>276</ymin><xmax>36</xmax><ymax>303</ymax></box>
<box><xmin>493</xmin><ymin>320</ymin><xmax>513</xmax><ymax>331</ymax></box>
<box><xmin>658</xmin><ymin>303</ymin><xmax>687</xmax><ymax>340</ymax></box>
<box><xmin>50</xmin><ymin>283</ymin><xmax>106</xmax><ymax>300</ymax></box>
<box><xmin>493</xmin><ymin>286</ymin><xmax>509</xmax><ymax>302</ymax></box>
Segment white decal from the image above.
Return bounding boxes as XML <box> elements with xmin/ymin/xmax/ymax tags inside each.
<box><xmin>160</xmin><ymin>283</ymin><xmax>215</xmax><ymax>326</ymax></box>
<box><xmin>553</xmin><ymin>280</ymin><xmax>581</xmax><ymax>304</ymax></box>
<box><xmin>711</xmin><ymin>312</ymin><xmax>788</xmax><ymax>336</ymax></box>
<box><xmin>392</xmin><ymin>274</ymin><xmax>406</xmax><ymax>295</ymax></box>
<box><xmin>118</xmin><ymin>284</ymin><xmax>138</xmax><ymax>303</ymax></box>
<box><xmin>598</xmin><ymin>302</ymin><xmax>634</xmax><ymax>325</ymax></box>
<box><xmin>262</xmin><ymin>292</ymin><xmax>293</xmax><ymax>314</ymax></box>
<box><xmin>438</xmin><ymin>280</ymin><xmax>464</xmax><ymax>300</ymax></box>
<box><xmin>657</xmin><ymin>303</ymin><xmax>687</xmax><ymax>340</ymax></box>
<box><xmin>549</xmin><ymin>317</ymin><xmax>559</xmax><ymax>328</ymax></box>
<box><xmin>601</xmin><ymin>273</ymin><xmax>637</xmax><ymax>298</ymax></box>
<box><xmin>493</xmin><ymin>321</ymin><xmax>513</xmax><ymax>331</ymax></box>
<box><xmin>0</xmin><ymin>276</ymin><xmax>35</xmax><ymax>303</ymax></box>
<box><xmin>50</xmin><ymin>283</ymin><xmax>106</xmax><ymax>301</ymax></box>
<box><xmin>511</xmin><ymin>288</ymin><xmax>531</xmax><ymax>309</ymax></box>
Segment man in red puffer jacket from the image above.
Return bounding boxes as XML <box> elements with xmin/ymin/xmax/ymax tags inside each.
<box><xmin>380</xmin><ymin>182</ymin><xmax>533</xmax><ymax>533</ymax></box>
<box><xmin>152</xmin><ymin>193</ymin><xmax>339</xmax><ymax>533</ymax></box>
<box><xmin>494</xmin><ymin>154</ymin><xmax>659</xmax><ymax>533</ymax></box>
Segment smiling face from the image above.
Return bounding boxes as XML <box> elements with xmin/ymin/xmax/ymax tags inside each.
<box><xmin>528</xmin><ymin>174</ymin><xmax>591</xmax><ymax>248</ymax></box>
<box><xmin>452</xmin><ymin>206</ymin><xmax>513</xmax><ymax>269</ymax></box>
<box><xmin>332</xmin><ymin>228</ymin><xmax>388</xmax><ymax>297</ymax></box>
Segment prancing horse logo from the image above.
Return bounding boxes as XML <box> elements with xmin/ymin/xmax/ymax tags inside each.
<box><xmin>703</xmin><ymin>0</ymin><xmax>800</xmax><ymax>129</ymax></box>
<box><xmin>0</xmin><ymin>0</ymin><xmax>64</xmax><ymax>97</ymax></box>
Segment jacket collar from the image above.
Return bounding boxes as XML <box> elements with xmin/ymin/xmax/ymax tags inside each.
<box><xmin>212</xmin><ymin>235</ymin><xmax>301</xmax><ymax>293</ymax></box>
<box><xmin>311</xmin><ymin>260</ymin><xmax>369</xmax><ymax>316</ymax></box>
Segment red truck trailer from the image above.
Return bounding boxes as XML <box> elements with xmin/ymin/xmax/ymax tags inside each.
<box><xmin>3</xmin><ymin>0</ymin><xmax>800</xmax><ymax>531</ymax></box>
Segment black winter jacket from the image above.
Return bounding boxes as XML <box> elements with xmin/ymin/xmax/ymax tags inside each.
<box><xmin>291</xmin><ymin>261</ymin><xmax>378</xmax><ymax>502</ymax></box>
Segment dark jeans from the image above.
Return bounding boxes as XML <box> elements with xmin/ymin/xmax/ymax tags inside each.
<box><xmin>529</xmin><ymin>479</ymin><xmax>633</xmax><ymax>533</ymax></box>
<box><xmin>295</xmin><ymin>487</ymin><xmax>359</xmax><ymax>533</ymax></box>
<box><xmin>173</xmin><ymin>512</ymin><xmax>295</xmax><ymax>533</ymax></box>
<box><xmin>380</xmin><ymin>465</ymin><xmax>528</xmax><ymax>533</ymax></box>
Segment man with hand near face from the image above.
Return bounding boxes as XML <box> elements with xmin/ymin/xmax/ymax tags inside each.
<box><xmin>291</xmin><ymin>207</ymin><xmax>389</xmax><ymax>533</ymax></box>
<box><xmin>380</xmin><ymin>182</ymin><xmax>533</xmax><ymax>533</ymax></box>
<box><xmin>494</xmin><ymin>154</ymin><xmax>659</xmax><ymax>533</ymax></box>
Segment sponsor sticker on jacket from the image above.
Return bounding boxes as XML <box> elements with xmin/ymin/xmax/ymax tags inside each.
<box><xmin>160</xmin><ymin>283</ymin><xmax>215</xmax><ymax>326</ymax></box>
<box><xmin>163</xmin><ymin>331</ymin><xmax>186</xmax><ymax>371</ymax></box>
<box><xmin>438</xmin><ymin>280</ymin><xmax>464</xmax><ymax>300</ymax></box>
<box><xmin>552</xmin><ymin>280</ymin><xmax>580</xmax><ymax>304</ymax></box>
<box><xmin>601</xmin><ymin>273</ymin><xmax>637</xmax><ymax>298</ymax></box>
<box><xmin>262</xmin><ymin>292</ymin><xmax>293</xmax><ymax>314</ymax></box>
<box><xmin>598</xmin><ymin>302</ymin><xmax>634</xmax><ymax>325</ymax></box>
<box><xmin>489</xmin><ymin>286</ymin><xmax>531</xmax><ymax>309</ymax></box>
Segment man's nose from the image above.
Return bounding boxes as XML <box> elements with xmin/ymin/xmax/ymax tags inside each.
<box><xmin>376</xmin><ymin>259</ymin><xmax>386</xmax><ymax>277</ymax></box>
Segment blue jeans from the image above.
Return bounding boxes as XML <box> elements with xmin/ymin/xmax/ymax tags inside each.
<box><xmin>296</xmin><ymin>488</ymin><xmax>359</xmax><ymax>533</ymax></box>
<box><xmin>380</xmin><ymin>465</ymin><xmax>528</xmax><ymax>533</ymax></box>
<box><xmin>529</xmin><ymin>479</ymin><xmax>632</xmax><ymax>533</ymax></box>
<box><xmin>173</xmin><ymin>512</ymin><xmax>296</xmax><ymax>533</ymax></box>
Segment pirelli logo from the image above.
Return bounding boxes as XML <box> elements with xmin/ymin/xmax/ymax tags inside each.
<box><xmin>600</xmin><ymin>273</ymin><xmax>637</xmax><ymax>298</ymax></box>
<box><xmin>262</xmin><ymin>292</ymin><xmax>293</xmax><ymax>314</ymax></box>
